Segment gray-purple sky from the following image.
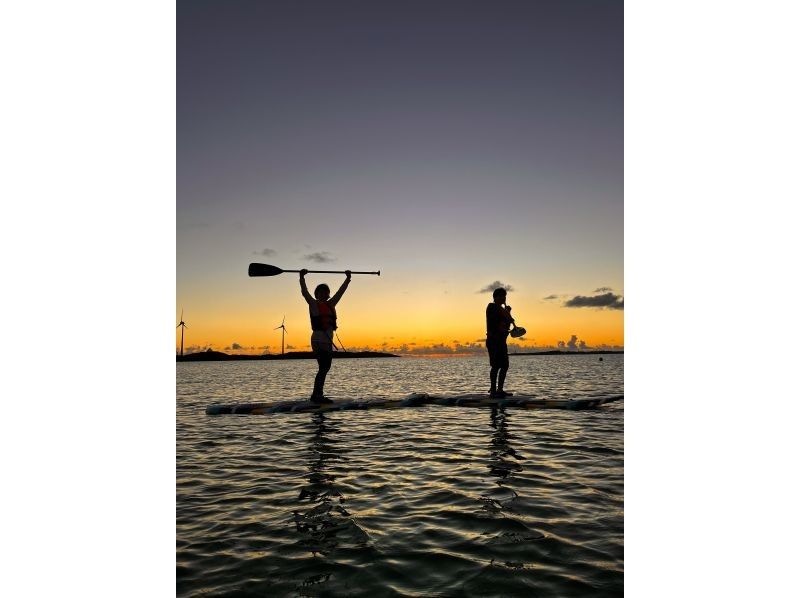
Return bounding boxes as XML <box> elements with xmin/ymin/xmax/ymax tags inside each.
<box><xmin>178</xmin><ymin>0</ymin><xmax>623</xmax><ymax>351</ymax></box>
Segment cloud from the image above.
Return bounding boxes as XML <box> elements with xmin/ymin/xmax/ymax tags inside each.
<box><xmin>556</xmin><ymin>335</ymin><xmax>580</xmax><ymax>351</ymax></box>
<box><xmin>564</xmin><ymin>292</ymin><xmax>624</xmax><ymax>310</ymax></box>
<box><xmin>183</xmin><ymin>344</ymin><xmax>211</xmax><ymax>354</ymax></box>
<box><xmin>254</xmin><ymin>248</ymin><xmax>277</xmax><ymax>256</ymax></box>
<box><xmin>477</xmin><ymin>281</ymin><xmax>515</xmax><ymax>294</ymax></box>
<box><xmin>543</xmin><ymin>294</ymin><xmax>561</xmax><ymax>301</ymax></box>
<box><xmin>594</xmin><ymin>287</ymin><xmax>614</xmax><ymax>293</ymax></box>
<box><xmin>303</xmin><ymin>251</ymin><xmax>336</xmax><ymax>263</ymax></box>
<box><xmin>532</xmin><ymin>338</ymin><xmax>624</xmax><ymax>352</ymax></box>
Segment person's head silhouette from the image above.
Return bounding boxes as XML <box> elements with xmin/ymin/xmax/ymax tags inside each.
<box><xmin>314</xmin><ymin>284</ymin><xmax>331</xmax><ymax>301</ymax></box>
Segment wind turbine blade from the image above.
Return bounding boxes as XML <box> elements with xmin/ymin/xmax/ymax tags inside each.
<box><xmin>177</xmin><ymin>323</ymin><xmax>180</xmax><ymax>328</ymax></box>
<box><xmin>181</xmin><ymin>309</ymin><xmax>184</xmax><ymax>321</ymax></box>
<box><xmin>274</xmin><ymin>326</ymin><xmax>281</xmax><ymax>330</ymax></box>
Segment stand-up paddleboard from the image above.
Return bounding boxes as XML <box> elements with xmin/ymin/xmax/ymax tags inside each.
<box><xmin>205</xmin><ymin>393</ymin><xmax>623</xmax><ymax>415</ymax></box>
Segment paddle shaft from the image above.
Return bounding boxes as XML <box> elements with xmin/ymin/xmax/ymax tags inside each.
<box><xmin>287</xmin><ymin>269</ymin><xmax>379</xmax><ymax>275</ymax></box>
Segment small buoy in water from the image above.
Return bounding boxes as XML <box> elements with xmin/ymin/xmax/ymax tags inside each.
<box><xmin>599</xmin><ymin>357</ymin><xmax>604</xmax><ymax>361</ymax></box>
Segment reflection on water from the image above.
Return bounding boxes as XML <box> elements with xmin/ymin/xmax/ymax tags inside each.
<box><xmin>293</xmin><ymin>414</ymin><xmax>370</xmax><ymax>558</ymax></box>
<box><xmin>482</xmin><ymin>407</ymin><xmax>522</xmax><ymax>514</ymax></box>
<box><xmin>177</xmin><ymin>355</ymin><xmax>623</xmax><ymax>597</ymax></box>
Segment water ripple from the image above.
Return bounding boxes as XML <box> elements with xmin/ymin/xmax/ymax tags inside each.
<box><xmin>178</xmin><ymin>354</ymin><xmax>623</xmax><ymax>596</ymax></box>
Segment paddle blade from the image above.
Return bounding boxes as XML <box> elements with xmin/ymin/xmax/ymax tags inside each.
<box><xmin>249</xmin><ymin>263</ymin><xmax>284</xmax><ymax>277</ymax></box>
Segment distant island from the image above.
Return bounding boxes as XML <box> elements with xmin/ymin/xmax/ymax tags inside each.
<box><xmin>177</xmin><ymin>349</ymin><xmax>398</xmax><ymax>362</ymax></box>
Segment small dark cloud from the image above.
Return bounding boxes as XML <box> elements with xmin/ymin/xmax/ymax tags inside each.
<box><xmin>564</xmin><ymin>292</ymin><xmax>624</xmax><ymax>310</ymax></box>
<box><xmin>254</xmin><ymin>248</ymin><xmax>277</xmax><ymax>256</ymax></box>
<box><xmin>231</xmin><ymin>342</ymin><xmax>243</xmax><ymax>350</ymax></box>
<box><xmin>477</xmin><ymin>281</ymin><xmax>514</xmax><ymax>294</ymax></box>
<box><xmin>594</xmin><ymin>287</ymin><xmax>613</xmax><ymax>293</ymax></box>
<box><xmin>303</xmin><ymin>251</ymin><xmax>336</xmax><ymax>263</ymax></box>
<box><xmin>543</xmin><ymin>294</ymin><xmax>560</xmax><ymax>301</ymax></box>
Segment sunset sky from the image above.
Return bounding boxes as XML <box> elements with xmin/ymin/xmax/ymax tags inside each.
<box><xmin>177</xmin><ymin>0</ymin><xmax>623</xmax><ymax>354</ymax></box>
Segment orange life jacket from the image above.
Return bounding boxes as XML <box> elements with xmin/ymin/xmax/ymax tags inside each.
<box><xmin>310</xmin><ymin>300</ymin><xmax>338</xmax><ymax>331</ymax></box>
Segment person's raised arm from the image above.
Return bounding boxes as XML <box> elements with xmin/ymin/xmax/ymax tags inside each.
<box><xmin>330</xmin><ymin>270</ymin><xmax>352</xmax><ymax>306</ymax></box>
<box><xmin>299</xmin><ymin>269</ymin><xmax>314</xmax><ymax>304</ymax></box>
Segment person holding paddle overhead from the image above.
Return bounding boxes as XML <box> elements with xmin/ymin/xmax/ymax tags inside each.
<box><xmin>300</xmin><ymin>269</ymin><xmax>351</xmax><ymax>403</ymax></box>
<box><xmin>486</xmin><ymin>287</ymin><xmax>515</xmax><ymax>398</ymax></box>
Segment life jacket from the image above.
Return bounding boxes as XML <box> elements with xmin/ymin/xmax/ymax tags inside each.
<box><xmin>487</xmin><ymin>303</ymin><xmax>512</xmax><ymax>336</ymax></box>
<box><xmin>310</xmin><ymin>300</ymin><xmax>338</xmax><ymax>331</ymax></box>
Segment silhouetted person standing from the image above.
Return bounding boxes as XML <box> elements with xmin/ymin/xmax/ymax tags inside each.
<box><xmin>300</xmin><ymin>269</ymin><xmax>351</xmax><ymax>403</ymax></box>
<box><xmin>486</xmin><ymin>287</ymin><xmax>515</xmax><ymax>398</ymax></box>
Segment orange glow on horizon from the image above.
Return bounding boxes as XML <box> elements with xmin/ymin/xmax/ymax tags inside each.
<box><xmin>177</xmin><ymin>272</ymin><xmax>623</xmax><ymax>355</ymax></box>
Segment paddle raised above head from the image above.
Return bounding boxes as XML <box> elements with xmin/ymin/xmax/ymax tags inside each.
<box><xmin>248</xmin><ymin>263</ymin><xmax>381</xmax><ymax>277</ymax></box>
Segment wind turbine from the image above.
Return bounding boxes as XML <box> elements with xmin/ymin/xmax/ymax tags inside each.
<box><xmin>274</xmin><ymin>316</ymin><xmax>287</xmax><ymax>355</ymax></box>
<box><xmin>177</xmin><ymin>309</ymin><xmax>187</xmax><ymax>356</ymax></box>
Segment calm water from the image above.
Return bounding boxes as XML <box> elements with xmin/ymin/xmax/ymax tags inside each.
<box><xmin>177</xmin><ymin>355</ymin><xmax>623</xmax><ymax>597</ymax></box>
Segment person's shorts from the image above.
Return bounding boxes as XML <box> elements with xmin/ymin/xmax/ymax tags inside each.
<box><xmin>486</xmin><ymin>337</ymin><xmax>509</xmax><ymax>369</ymax></box>
<box><xmin>311</xmin><ymin>340</ymin><xmax>333</xmax><ymax>355</ymax></box>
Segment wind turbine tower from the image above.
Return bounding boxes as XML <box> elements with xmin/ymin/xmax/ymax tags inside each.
<box><xmin>274</xmin><ymin>316</ymin><xmax>287</xmax><ymax>356</ymax></box>
<box><xmin>177</xmin><ymin>309</ymin><xmax>187</xmax><ymax>356</ymax></box>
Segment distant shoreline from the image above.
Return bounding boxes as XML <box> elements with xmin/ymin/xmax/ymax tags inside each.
<box><xmin>177</xmin><ymin>350</ymin><xmax>398</xmax><ymax>362</ymax></box>
<box><xmin>177</xmin><ymin>349</ymin><xmax>622</xmax><ymax>362</ymax></box>
<box><xmin>511</xmin><ymin>350</ymin><xmax>623</xmax><ymax>356</ymax></box>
